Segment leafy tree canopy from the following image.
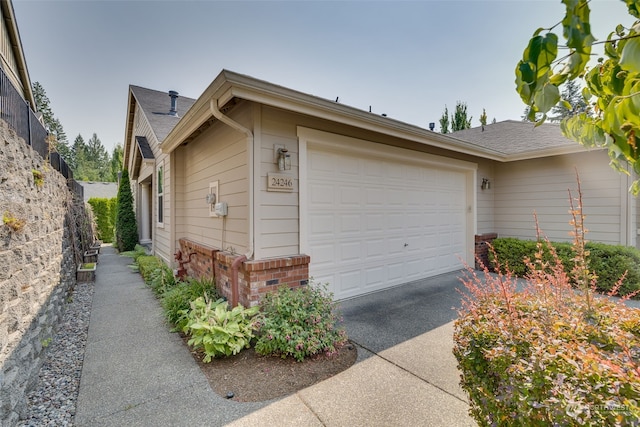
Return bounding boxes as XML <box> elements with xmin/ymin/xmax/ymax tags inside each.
<box><xmin>451</xmin><ymin>101</ymin><xmax>472</xmax><ymax>131</ymax></box>
<box><xmin>439</xmin><ymin>106</ymin><xmax>450</xmax><ymax>133</ymax></box>
<box><xmin>515</xmin><ymin>0</ymin><xmax>640</xmax><ymax>192</ymax></box>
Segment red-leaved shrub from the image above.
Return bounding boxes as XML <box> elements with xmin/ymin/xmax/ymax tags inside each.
<box><xmin>454</xmin><ymin>179</ymin><xmax>640</xmax><ymax>425</ymax></box>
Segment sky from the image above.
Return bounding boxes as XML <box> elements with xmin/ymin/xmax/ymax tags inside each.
<box><xmin>12</xmin><ymin>0</ymin><xmax>637</xmax><ymax>154</ymax></box>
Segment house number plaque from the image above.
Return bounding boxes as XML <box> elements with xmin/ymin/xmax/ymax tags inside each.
<box><xmin>267</xmin><ymin>173</ymin><xmax>294</xmax><ymax>192</ymax></box>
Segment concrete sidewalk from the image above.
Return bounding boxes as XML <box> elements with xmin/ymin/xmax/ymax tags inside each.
<box><xmin>75</xmin><ymin>245</ymin><xmax>474</xmax><ymax>426</ymax></box>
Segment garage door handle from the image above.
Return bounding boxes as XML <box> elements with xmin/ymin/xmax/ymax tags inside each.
<box><xmin>404</xmin><ymin>243</ymin><xmax>408</xmax><ymax>247</ymax></box>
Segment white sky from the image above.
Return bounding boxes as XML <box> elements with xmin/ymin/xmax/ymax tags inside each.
<box><xmin>13</xmin><ymin>0</ymin><xmax>636</xmax><ymax>153</ymax></box>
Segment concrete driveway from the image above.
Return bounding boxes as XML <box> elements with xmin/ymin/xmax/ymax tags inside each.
<box><xmin>230</xmin><ymin>271</ymin><xmax>475</xmax><ymax>426</ymax></box>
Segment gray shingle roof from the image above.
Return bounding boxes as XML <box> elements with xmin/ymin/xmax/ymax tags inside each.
<box><xmin>129</xmin><ymin>85</ymin><xmax>196</xmax><ymax>143</ymax></box>
<box><xmin>449</xmin><ymin>120</ymin><xmax>581</xmax><ymax>157</ymax></box>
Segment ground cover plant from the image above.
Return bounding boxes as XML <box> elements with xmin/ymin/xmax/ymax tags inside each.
<box><xmin>255</xmin><ymin>282</ymin><xmax>348</xmax><ymax>362</ymax></box>
<box><xmin>454</xmin><ymin>181</ymin><xmax>640</xmax><ymax>425</ymax></box>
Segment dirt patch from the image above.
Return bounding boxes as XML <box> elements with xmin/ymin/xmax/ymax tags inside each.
<box><xmin>201</xmin><ymin>346</ymin><xmax>357</xmax><ymax>402</ymax></box>
<box><xmin>182</xmin><ymin>335</ymin><xmax>358</xmax><ymax>402</ymax></box>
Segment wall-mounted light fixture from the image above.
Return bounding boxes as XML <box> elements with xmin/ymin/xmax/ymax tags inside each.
<box><xmin>277</xmin><ymin>147</ymin><xmax>291</xmax><ymax>171</ymax></box>
<box><xmin>481</xmin><ymin>178</ymin><xmax>491</xmax><ymax>190</ymax></box>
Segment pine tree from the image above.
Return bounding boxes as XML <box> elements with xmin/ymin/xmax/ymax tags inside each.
<box><xmin>32</xmin><ymin>82</ymin><xmax>70</xmax><ymax>160</ymax></box>
<box><xmin>549</xmin><ymin>80</ymin><xmax>588</xmax><ymax>122</ymax></box>
<box><xmin>115</xmin><ymin>169</ymin><xmax>138</xmax><ymax>252</ymax></box>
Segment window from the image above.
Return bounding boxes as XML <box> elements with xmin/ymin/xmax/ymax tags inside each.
<box><xmin>157</xmin><ymin>164</ymin><xmax>164</xmax><ymax>225</ymax></box>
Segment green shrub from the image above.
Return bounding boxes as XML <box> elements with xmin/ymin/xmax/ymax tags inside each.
<box><xmin>182</xmin><ymin>297</ymin><xmax>260</xmax><ymax>362</ymax></box>
<box><xmin>162</xmin><ymin>277</ymin><xmax>218</xmax><ymax>331</ymax></box>
<box><xmin>491</xmin><ymin>237</ymin><xmax>640</xmax><ymax>298</ymax></box>
<box><xmin>115</xmin><ymin>169</ymin><xmax>138</xmax><ymax>252</ymax></box>
<box><xmin>255</xmin><ymin>282</ymin><xmax>348</xmax><ymax>362</ymax></box>
<box><xmin>136</xmin><ymin>255</ymin><xmax>162</xmax><ymax>284</ymax></box>
<box><xmin>455</xmin><ymin>186</ymin><xmax>640</xmax><ymax>425</ymax></box>
<box><xmin>120</xmin><ymin>244</ymin><xmax>147</xmax><ymax>261</ymax></box>
<box><xmin>87</xmin><ymin>197</ymin><xmax>116</xmax><ymax>243</ymax></box>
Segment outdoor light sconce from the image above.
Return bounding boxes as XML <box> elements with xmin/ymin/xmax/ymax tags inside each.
<box><xmin>481</xmin><ymin>178</ymin><xmax>491</xmax><ymax>190</ymax></box>
<box><xmin>277</xmin><ymin>147</ymin><xmax>291</xmax><ymax>171</ymax></box>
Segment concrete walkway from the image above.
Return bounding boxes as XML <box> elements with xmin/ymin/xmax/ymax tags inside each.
<box><xmin>75</xmin><ymin>245</ymin><xmax>474</xmax><ymax>426</ymax></box>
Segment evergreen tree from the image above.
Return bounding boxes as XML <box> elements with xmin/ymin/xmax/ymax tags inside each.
<box><xmin>548</xmin><ymin>80</ymin><xmax>588</xmax><ymax>122</ymax></box>
<box><xmin>439</xmin><ymin>106</ymin><xmax>450</xmax><ymax>134</ymax></box>
<box><xmin>85</xmin><ymin>133</ymin><xmax>110</xmax><ymax>181</ymax></box>
<box><xmin>115</xmin><ymin>169</ymin><xmax>138</xmax><ymax>252</ymax></box>
<box><xmin>32</xmin><ymin>82</ymin><xmax>70</xmax><ymax>160</ymax></box>
<box><xmin>451</xmin><ymin>101</ymin><xmax>472</xmax><ymax>131</ymax></box>
<box><xmin>110</xmin><ymin>144</ymin><xmax>124</xmax><ymax>182</ymax></box>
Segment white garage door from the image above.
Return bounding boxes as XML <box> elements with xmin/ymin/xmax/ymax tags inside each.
<box><xmin>305</xmin><ymin>139</ymin><xmax>469</xmax><ymax>300</ymax></box>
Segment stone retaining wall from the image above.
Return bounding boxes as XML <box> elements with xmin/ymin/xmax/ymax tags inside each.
<box><xmin>0</xmin><ymin>121</ymin><xmax>85</xmax><ymax>425</ymax></box>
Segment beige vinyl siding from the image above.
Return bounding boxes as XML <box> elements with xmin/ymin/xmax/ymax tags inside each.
<box><xmin>494</xmin><ymin>150</ymin><xmax>628</xmax><ymax>245</ymax></box>
<box><xmin>175</xmin><ymin>109</ymin><xmax>250</xmax><ymax>255</ymax></box>
<box><xmin>476</xmin><ymin>160</ymin><xmax>495</xmax><ymax>234</ymax></box>
<box><xmin>257</xmin><ymin>106</ymin><xmax>300</xmax><ymax>258</ymax></box>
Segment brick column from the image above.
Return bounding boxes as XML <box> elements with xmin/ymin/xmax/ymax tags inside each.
<box><xmin>475</xmin><ymin>233</ymin><xmax>498</xmax><ymax>270</ymax></box>
<box><xmin>215</xmin><ymin>252</ymin><xmax>310</xmax><ymax>307</ymax></box>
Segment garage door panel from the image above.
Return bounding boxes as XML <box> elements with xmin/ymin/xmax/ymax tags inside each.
<box><xmin>309</xmin><ymin>213</ymin><xmax>334</xmax><ymax>237</ymax></box>
<box><xmin>340</xmin><ymin>214</ymin><xmax>361</xmax><ymax>234</ymax></box>
<box><xmin>307</xmin><ymin>143</ymin><xmax>468</xmax><ymax>299</ymax></box>
<box><xmin>309</xmin><ymin>183</ymin><xmax>335</xmax><ymax>206</ymax></box>
<box><xmin>340</xmin><ymin>241</ymin><xmax>362</xmax><ymax>262</ymax></box>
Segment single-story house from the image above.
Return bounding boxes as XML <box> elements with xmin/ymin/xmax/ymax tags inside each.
<box><xmin>123</xmin><ymin>69</ymin><xmax>637</xmax><ymax>306</ymax></box>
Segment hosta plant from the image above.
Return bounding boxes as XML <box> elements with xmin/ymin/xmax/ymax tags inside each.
<box><xmin>255</xmin><ymin>282</ymin><xmax>348</xmax><ymax>362</ymax></box>
<box><xmin>162</xmin><ymin>277</ymin><xmax>218</xmax><ymax>331</ymax></box>
<box><xmin>182</xmin><ymin>297</ymin><xmax>259</xmax><ymax>362</ymax></box>
<box><xmin>454</xmin><ymin>181</ymin><xmax>640</xmax><ymax>425</ymax></box>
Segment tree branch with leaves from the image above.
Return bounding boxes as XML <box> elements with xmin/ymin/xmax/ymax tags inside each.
<box><xmin>516</xmin><ymin>0</ymin><xmax>640</xmax><ymax>192</ymax></box>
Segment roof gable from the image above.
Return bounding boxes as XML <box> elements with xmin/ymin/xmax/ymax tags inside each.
<box><xmin>129</xmin><ymin>85</ymin><xmax>196</xmax><ymax>143</ymax></box>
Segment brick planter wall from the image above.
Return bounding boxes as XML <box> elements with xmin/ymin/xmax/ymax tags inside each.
<box><xmin>214</xmin><ymin>252</ymin><xmax>310</xmax><ymax>307</ymax></box>
<box><xmin>177</xmin><ymin>238</ymin><xmax>219</xmax><ymax>279</ymax></box>
<box><xmin>177</xmin><ymin>238</ymin><xmax>311</xmax><ymax>307</ymax></box>
<box><xmin>475</xmin><ymin>233</ymin><xmax>498</xmax><ymax>270</ymax></box>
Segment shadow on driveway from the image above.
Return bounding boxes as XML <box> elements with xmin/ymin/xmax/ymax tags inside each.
<box><xmin>339</xmin><ymin>270</ymin><xmax>466</xmax><ymax>358</ymax></box>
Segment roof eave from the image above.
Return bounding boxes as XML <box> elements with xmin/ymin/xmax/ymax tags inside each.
<box><xmin>161</xmin><ymin>70</ymin><xmax>506</xmax><ymax>160</ymax></box>
<box><xmin>501</xmin><ymin>144</ymin><xmax>601</xmax><ymax>162</ymax></box>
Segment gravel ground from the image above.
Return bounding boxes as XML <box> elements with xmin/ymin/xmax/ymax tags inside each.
<box><xmin>17</xmin><ymin>281</ymin><xmax>94</xmax><ymax>427</ymax></box>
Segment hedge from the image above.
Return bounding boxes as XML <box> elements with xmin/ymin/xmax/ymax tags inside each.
<box><xmin>87</xmin><ymin>197</ymin><xmax>116</xmax><ymax>243</ymax></box>
<box><xmin>490</xmin><ymin>237</ymin><xmax>640</xmax><ymax>298</ymax></box>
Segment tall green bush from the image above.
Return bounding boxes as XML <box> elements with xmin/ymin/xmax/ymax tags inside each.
<box><xmin>87</xmin><ymin>197</ymin><xmax>116</xmax><ymax>243</ymax></box>
<box><xmin>115</xmin><ymin>169</ymin><xmax>138</xmax><ymax>252</ymax></box>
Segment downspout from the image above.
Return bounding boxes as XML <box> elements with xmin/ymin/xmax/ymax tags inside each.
<box><xmin>209</xmin><ymin>98</ymin><xmax>254</xmax><ymax>307</ymax></box>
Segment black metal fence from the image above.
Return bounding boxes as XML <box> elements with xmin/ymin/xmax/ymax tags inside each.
<box><xmin>0</xmin><ymin>66</ymin><xmax>82</xmax><ymax>200</ymax></box>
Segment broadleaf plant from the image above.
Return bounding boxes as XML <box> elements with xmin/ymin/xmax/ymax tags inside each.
<box><xmin>516</xmin><ymin>0</ymin><xmax>640</xmax><ymax>192</ymax></box>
